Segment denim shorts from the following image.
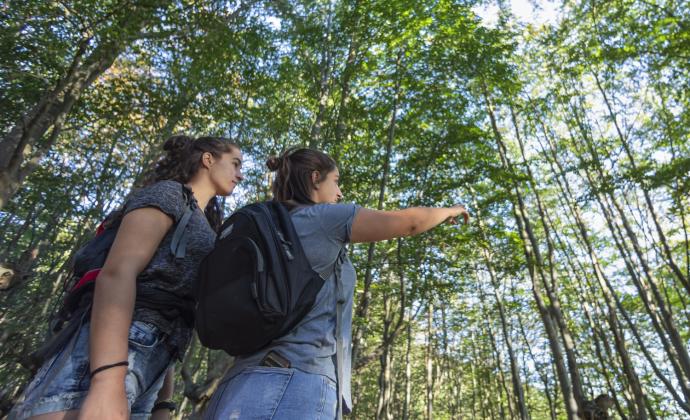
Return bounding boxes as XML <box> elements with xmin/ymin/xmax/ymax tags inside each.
<box><xmin>10</xmin><ymin>319</ymin><xmax>173</xmax><ymax>419</ymax></box>
<box><xmin>203</xmin><ymin>366</ymin><xmax>337</xmax><ymax>420</ymax></box>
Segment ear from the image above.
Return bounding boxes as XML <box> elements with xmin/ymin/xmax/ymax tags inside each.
<box><xmin>311</xmin><ymin>170</ymin><xmax>321</xmax><ymax>188</ymax></box>
<box><xmin>201</xmin><ymin>152</ymin><xmax>215</xmax><ymax>170</ymax></box>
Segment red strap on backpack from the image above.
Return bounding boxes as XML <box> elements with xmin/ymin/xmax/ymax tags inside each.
<box><xmin>70</xmin><ymin>269</ymin><xmax>101</xmax><ymax>292</ymax></box>
<box><xmin>95</xmin><ymin>221</ymin><xmax>107</xmax><ymax>236</ymax></box>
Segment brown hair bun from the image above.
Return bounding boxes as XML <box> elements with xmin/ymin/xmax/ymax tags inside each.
<box><xmin>163</xmin><ymin>135</ymin><xmax>193</xmax><ymax>156</ymax></box>
<box><xmin>266</xmin><ymin>156</ymin><xmax>281</xmax><ymax>171</ymax></box>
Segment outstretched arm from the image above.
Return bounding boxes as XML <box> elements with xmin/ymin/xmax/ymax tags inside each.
<box><xmin>78</xmin><ymin>207</ymin><xmax>173</xmax><ymax>420</ymax></box>
<box><xmin>350</xmin><ymin>205</ymin><xmax>469</xmax><ymax>243</ymax></box>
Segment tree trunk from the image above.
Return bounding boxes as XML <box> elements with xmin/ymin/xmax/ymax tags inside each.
<box><xmin>509</xmin><ymin>104</ymin><xmax>588</xmax><ymax>411</ymax></box>
<box><xmin>518</xmin><ymin>309</ymin><xmax>557</xmax><ymax>420</ymax></box>
<box><xmin>402</xmin><ymin>313</ymin><xmax>412</xmax><ymax>420</ymax></box>
<box><xmin>308</xmin><ymin>2</ymin><xmax>335</xmax><ymax>148</ymax></box>
<box><xmin>333</xmin><ymin>0</ymin><xmax>362</xmax><ymax>152</ymax></box>
<box><xmin>0</xmin><ymin>0</ymin><xmax>171</xmax><ymax>209</ymax></box>
<box><xmin>351</xmin><ymin>48</ymin><xmax>404</xmax><ymax>369</ymax></box>
<box><xmin>481</xmin><ymin>299</ymin><xmax>515</xmax><ymax>419</ymax></box>
<box><xmin>482</xmin><ymin>84</ymin><xmax>579</xmax><ymax>419</ymax></box>
<box><xmin>534</xmin><ymin>113</ymin><xmax>649</xmax><ymax>418</ymax></box>
<box><xmin>180</xmin><ymin>336</ymin><xmax>234</xmax><ymax>418</ymax></box>
<box><xmin>592</xmin><ymin>72</ymin><xmax>690</xmax><ymax>295</ymax></box>
<box><xmin>567</xmin><ymin>97</ymin><xmax>690</xmax><ymax>407</ymax></box>
<box><xmin>472</xmin><ymin>188</ymin><xmax>529</xmax><ymax>420</ymax></box>
<box><xmin>425</xmin><ymin>302</ymin><xmax>434</xmax><ymax>420</ymax></box>
<box><xmin>376</xmin><ymin>287</ymin><xmax>394</xmax><ymax>420</ymax></box>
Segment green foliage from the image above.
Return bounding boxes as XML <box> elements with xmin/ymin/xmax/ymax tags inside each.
<box><xmin>1</xmin><ymin>0</ymin><xmax>689</xmax><ymax>418</ymax></box>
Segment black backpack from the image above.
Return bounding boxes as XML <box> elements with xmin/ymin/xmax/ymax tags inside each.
<box><xmin>27</xmin><ymin>186</ymin><xmax>196</xmax><ymax>369</ymax></box>
<box><xmin>195</xmin><ymin>201</ymin><xmax>334</xmax><ymax>356</ymax></box>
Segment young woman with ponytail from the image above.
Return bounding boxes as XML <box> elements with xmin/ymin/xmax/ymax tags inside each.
<box><xmin>203</xmin><ymin>148</ymin><xmax>468</xmax><ymax>419</ymax></box>
<box><xmin>11</xmin><ymin>136</ymin><xmax>243</xmax><ymax>420</ymax></box>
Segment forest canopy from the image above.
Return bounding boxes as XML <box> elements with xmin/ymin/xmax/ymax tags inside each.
<box><xmin>1</xmin><ymin>0</ymin><xmax>689</xmax><ymax>418</ymax></box>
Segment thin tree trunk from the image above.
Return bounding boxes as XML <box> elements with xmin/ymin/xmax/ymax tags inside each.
<box><xmin>402</xmin><ymin>310</ymin><xmax>412</xmax><ymax>420</ymax></box>
<box><xmin>376</xmin><ymin>287</ymin><xmax>394</xmax><ymax>420</ymax></box>
<box><xmin>308</xmin><ymin>1</ymin><xmax>335</xmax><ymax>148</ymax></box>
<box><xmin>333</xmin><ymin>0</ymin><xmax>362</xmax><ymax>152</ymax></box>
<box><xmin>480</xmin><ymin>297</ymin><xmax>515</xmax><ymax>420</ymax></box>
<box><xmin>536</xmin><ymin>114</ymin><xmax>655</xmax><ymax>418</ymax></box>
<box><xmin>351</xmin><ymin>48</ymin><xmax>404</xmax><ymax>369</ymax></box>
<box><xmin>425</xmin><ymin>302</ymin><xmax>434</xmax><ymax>420</ymax></box>
<box><xmin>472</xmin><ymin>188</ymin><xmax>529</xmax><ymax>420</ymax></box>
<box><xmin>482</xmin><ymin>83</ymin><xmax>579</xmax><ymax>419</ymax></box>
<box><xmin>655</xmin><ymin>83</ymin><xmax>690</xmax><ymax>280</ymax></box>
<box><xmin>509</xmin><ymin>104</ymin><xmax>588</xmax><ymax>410</ymax></box>
<box><xmin>1</xmin><ymin>206</ymin><xmax>37</xmax><ymax>255</ymax></box>
<box><xmin>567</xmin><ymin>97</ymin><xmax>690</xmax><ymax>405</ymax></box>
<box><xmin>592</xmin><ymin>72</ymin><xmax>690</xmax><ymax>295</ymax></box>
<box><xmin>180</xmin><ymin>338</ymin><xmax>234</xmax><ymax>418</ymax></box>
<box><xmin>563</xmin><ymin>105</ymin><xmax>690</xmax><ymax>410</ymax></box>
<box><xmin>533</xmin><ymin>111</ymin><xmax>650</xmax><ymax>418</ymax></box>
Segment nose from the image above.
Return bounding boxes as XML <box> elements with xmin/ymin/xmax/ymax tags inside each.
<box><xmin>237</xmin><ymin>170</ymin><xmax>244</xmax><ymax>182</ymax></box>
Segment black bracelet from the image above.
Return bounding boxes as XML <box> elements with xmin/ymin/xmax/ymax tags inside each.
<box><xmin>90</xmin><ymin>361</ymin><xmax>129</xmax><ymax>378</ymax></box>
<box><xmin>151</xmin><ymin>400</ymin><xmax>177</xmax><ymax>413</ymax></box>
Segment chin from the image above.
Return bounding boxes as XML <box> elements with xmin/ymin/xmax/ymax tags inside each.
<box><xmin>218</xmin><ymin>186</ymin><xmax>234</xmax><ymax>196</ymax></box>
<box><xmin>227</xmin><ymin>182</ymin><xmax>239</xmax><ymax>194</ymax></box>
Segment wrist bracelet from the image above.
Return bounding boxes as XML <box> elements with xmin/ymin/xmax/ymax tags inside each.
<box><xmin>152</xmin><ymin>400</ymin><xmax>177</xmax><ymax>413</ymax></box>
<box><xmin>90</xmin><ymin>360</ymin><xmax>129</xmax><ymax>378</ymax></box>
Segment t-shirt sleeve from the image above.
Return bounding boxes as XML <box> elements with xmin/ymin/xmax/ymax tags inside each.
<box><xmin>124</xmin><ymin>180</ymin><xmax>186</xmax><ymax>223</ymax></box>
<box><xmin>317</xmin><ymin>203</ymin><xmax>361</xmax><ymax>244</ymax></box>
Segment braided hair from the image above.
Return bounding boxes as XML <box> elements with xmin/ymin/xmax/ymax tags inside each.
<box><xmin>147</xmin><ymin>135</ymin><xmax>239</xmax><ymax>231</ymax></box>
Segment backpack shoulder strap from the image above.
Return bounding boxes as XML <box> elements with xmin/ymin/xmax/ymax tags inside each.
<box><xmin>333</xmin><ymin>247</ymin><xmax>346</xmax><ymax>420</ymax></box>
<box><xmin>318</xmin><ymin>246</ymin><xmax>344</xmax><ymax>280</ymax></box>
<box><xmin>170</xmin><ymin>185</ymin><xmax>197</xmax><ymax>259</ymax></box>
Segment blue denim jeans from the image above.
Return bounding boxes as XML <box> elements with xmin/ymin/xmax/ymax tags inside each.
<box><xmin>203</xmin><ymin>366</ymin><xmax>337</xmax><ymax>420</ymax></box>
<box><xmin>10</xmin><ymin>319</ymin><xmax>173</xmax><ymax>419</ymax></box>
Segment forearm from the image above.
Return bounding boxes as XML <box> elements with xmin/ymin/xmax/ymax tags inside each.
<box><xmin>151</xmin><ymin>398</ymin><xmax>175</xmax><ymax>420</ymax></box>
<box><xmin>398</xmin><ymin>207</ymin><xmax>454</xmax><ymax>236</ymax></box>
<box><xmin>155</xmin><ymin>368</ymin><xmax>175</xmax><ymax>402</ymax></box>
<box><xmin>151</xmin><ymin>368</ymin><xmax>175</xmax><ymax>420</ymax></box>
<box><xmin>78</xmin><ymin>207</ymin><xmax>172</xmax><ymax>419</ymax></box>
<box><xmin>151</xmin><ymin>408</ymin><xmax>173</xmax><ymax>420</ymax></box>
<box><xmin>352</xmin><ymin>206</ymin><xmax>463</xmax><ymax>243</ymax></box>
<box><xmin>88</xmin><ymin>271</ymin><xmax>137</xmax><ymax>384</ymax></box>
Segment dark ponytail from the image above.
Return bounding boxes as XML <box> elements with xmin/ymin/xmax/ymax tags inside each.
<box><xmin>145</xmin><ymin>135</ymin><xmax>239</xmax><ymax>231</ymax></box>
<box><xmin>266</xmin><ymin>148</ymin><xmax>337</xmax><ymax>208</ymax></box>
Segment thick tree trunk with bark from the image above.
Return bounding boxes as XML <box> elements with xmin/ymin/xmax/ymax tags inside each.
<box><xmin>0</xmin><ymin>0</ymin><xmax>170</xmax><ymax>209</ymax></box>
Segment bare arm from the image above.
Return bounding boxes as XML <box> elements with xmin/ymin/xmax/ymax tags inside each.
<box><xmin>350</xmin><ymin>205</ymin><xmax>469</xmax><ymax>243</ymax></box>
<box><xmin>151</xmin><ymin>367</ymin><xmax>175</xmax><ymax>420</ymax></box>
<box><xmin>79</xmin><ymin>207</ymin><xmax>173</xmax><ymax>419</ymax></box>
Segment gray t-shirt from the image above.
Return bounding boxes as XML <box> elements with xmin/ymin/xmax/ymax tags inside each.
<box><xmin>226</xmin><ymin>203</ymin><xmax>361</xmax><ymax>411</ymax></box>
<box><xmin>124</xmin><ymin>180</ymin><xmax>216</xmax><ymax>358</ymax></box>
